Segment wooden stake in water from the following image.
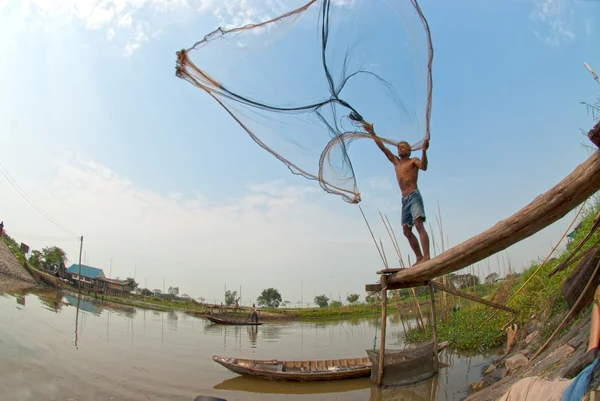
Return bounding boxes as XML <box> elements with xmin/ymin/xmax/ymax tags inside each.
<box><xmin>377</xmin><ymin>276</ymin><xmax>388</xmax><ymax>386</ymax></box>
<box><xmin>77</xmin><ymin>236</ymin><xmax>83</xmax><ymax>292</ymax></box>
<box><xmin>429</xmin><ymin>282</ymin><xmax>439</xmax><ymax>374</ymax></box>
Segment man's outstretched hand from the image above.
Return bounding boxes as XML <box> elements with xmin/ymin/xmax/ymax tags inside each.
<box><xmin>362</xmin><ymin>122</ymin><xmax>375</xmax><ymax>135</ymax></box>
<box><xmin>423</xmin><ymin>139</ymin><xmax>430</xmax><ymax>151</ymax></box>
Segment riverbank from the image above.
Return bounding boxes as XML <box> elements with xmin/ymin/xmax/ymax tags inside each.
<box><xmin>0</xmin><ymin>239</ymin><xmax>37</xmax><ymax>292</ymax></box>
<box><xmin>402</xmin><ymin>196</ymin><xmax>600</xmax><ymax>398</ymax></box>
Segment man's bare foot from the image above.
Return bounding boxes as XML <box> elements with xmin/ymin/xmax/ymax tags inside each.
<box><xmin>414</xmin><ymin>256</ymin><xmax>430</xmax><ymax>266</ymax></box>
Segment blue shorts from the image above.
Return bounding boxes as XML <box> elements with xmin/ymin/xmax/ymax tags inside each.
<box><xmin>402</xmin><ymin>189</ymin><xmax>426</xmax><ymax>227</ymax></box>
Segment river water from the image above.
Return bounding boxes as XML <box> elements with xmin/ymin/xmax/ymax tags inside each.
<box><xmin>0</xmin><ymin>289</ymin><xmax>493</xmax><ymax>401</ymax></box>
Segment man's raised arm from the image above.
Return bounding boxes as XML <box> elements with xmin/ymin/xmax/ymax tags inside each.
<box><xmin>415</xmin><ymin>140</ymin><xmax>429</xmax><ymax>171</ymax></box>
<box><xmin>362</xmin><ymin>122</ymin><xmax>396</xmax><ymax>163</ymax></box>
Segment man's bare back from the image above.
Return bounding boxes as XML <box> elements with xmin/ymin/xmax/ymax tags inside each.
<box><xmin>362</xmin><ymin>121</ymin><xmax>431</xmax><ymax>264</ymax></box>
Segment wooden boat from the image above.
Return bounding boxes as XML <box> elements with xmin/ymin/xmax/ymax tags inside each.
<box><xmin>212</xmin><ymin>355</ymin><xmax>372</xmax><ymax>381</ymax></box>
<box><xmin>204</xmin><ymin>314</ymin><xmax>263</xmax><ymax>326</ymax></box>
<box><xmin>366</xmin><ymin>340</ymin><xmax>449</xmax><ymax>386</ymax></box>
<box><xmin>213</xmin><ymin>340</ymin><xmax>449</xmax><ymax>382</ymax></box>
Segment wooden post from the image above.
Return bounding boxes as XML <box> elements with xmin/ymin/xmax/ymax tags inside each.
<box><xmin>429</xmin><ymin>282</ymin><xmax>439</xmax><ymax>374</ymax></box>
<box><xmin>377</xmin><ymin>276</ymin><xmax>388</xmax><ymax>386</ymax></box>
<box><xmin>77</xmin><ymin>236</ymin><xmax>83</xmax><ymax>292</ymax></box>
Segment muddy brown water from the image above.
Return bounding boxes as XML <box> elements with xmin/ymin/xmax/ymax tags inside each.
<box><xmin>0</xmin><ymin>289</ymin><xmax>493</xmax><ymax>401</ymax></box>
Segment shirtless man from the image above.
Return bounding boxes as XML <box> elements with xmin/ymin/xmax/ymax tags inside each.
<box><xmin>363</xmin><ymin>122</ymin><xmax>431</xmax><ymax>264</ymax></box>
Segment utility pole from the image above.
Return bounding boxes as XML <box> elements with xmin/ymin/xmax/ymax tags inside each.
<box><xmin>77</xmin><ymin>236</ymin><xmax>83</xmax><ymax>292</ymax></box>
<box><xmin>301</xmin><ymin>281</ymin><xmax>303</xmax><ymax>309</ymax></box>
<box><xmin>109</xmin><ymin>257</ymin><xmax>113</xmax><ymax>278</ymax></box>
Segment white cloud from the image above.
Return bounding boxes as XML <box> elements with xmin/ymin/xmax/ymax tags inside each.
<box><xmin>1</xmin><ymin>156</ymin><xmax>378</xmax><ymax>303</ymax></box>
<box><xmin>14</xmin><ymin>0</ymin><xmax>307</xmax><ymax>55</ymax></box>
<box><xmin>124</xmin><ymin>41</ymin><xmax>140</xmax><ymax>56</ymax></box>
<box><xmin>530</xmin><ymin>0</ymin><xmax>575</xmax><ymax>46</ymax></box>
<box><xmin>1</xmin><ymin>153</ymin><xmax>583</xmax><ymax>304</ymax></box>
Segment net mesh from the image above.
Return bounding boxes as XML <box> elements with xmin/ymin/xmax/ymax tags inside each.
<box><xmin>176</xmin><ymin>0</ymin><xmax>433</xmax><ymax>204</ymax></box>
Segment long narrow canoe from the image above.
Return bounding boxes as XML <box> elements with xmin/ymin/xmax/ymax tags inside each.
<box><xmin>213</xmin><ymin>340</ymin><xmax>450</xmax><ymax>382</ymax></box>
<box><xmin>204</xmin><ymin>315</ymin><xmax>263</xmax><ymax>325</ymax></box>
<box><xmin>212</xmin><ymin>355</ymin><xmax>372</xmax><ymax>381</ymax></box>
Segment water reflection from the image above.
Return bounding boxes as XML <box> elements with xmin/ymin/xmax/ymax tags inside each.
<box><xmin>0</xmin><ymin>288</ymin><xmax>493</xmax><ymax>401</ymax></box>
<box><xmin>214</xmin><ymin>375</ymin><xmax>371</xmax><ymax>394</ymax></box>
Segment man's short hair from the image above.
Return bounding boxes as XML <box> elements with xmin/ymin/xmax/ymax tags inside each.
<box><xmin>398</xmin><ymin>141</ymin><xmax>411</xmax><ymax>151</ymax></box>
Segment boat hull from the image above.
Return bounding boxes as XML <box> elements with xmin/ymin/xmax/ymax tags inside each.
<box><xmin>204</xmin><ymin>315</ymin><xmax>263</xmax><ymax>325</ymax></box>
<box><xmin>212</xmin><ymin>355</ymin><xmax>372</xmax><ymax>381</ymax></box>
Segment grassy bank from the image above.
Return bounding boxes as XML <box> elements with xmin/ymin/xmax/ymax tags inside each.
<box><xmin>405</xmin><ymin>196</ymin><xmax>600</xmax><ymax>351</ymax></box>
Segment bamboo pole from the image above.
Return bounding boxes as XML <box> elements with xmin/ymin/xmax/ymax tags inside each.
<box><xmin>429</xmin><ymin>282</ymin><xmax>439</xmax><ymax>374</ymax></box>
<box><xmin>359</xmin><ymin>205</ymin><xmax>387</xmax><ymax>267</ymax></box>
<box><xmin>431</xmin><ymin>282</ymin><xmax>517</xmax><ymax>314</ymax></box>
<box><xmin>385</xmin><ymin>214</ymin><xmax>405</xmax><ymax>269</ymax></box>
<box><xmin>377</xmin><ymin>276</ymin><xmax>388</xmax><ymax>386</ymax></box>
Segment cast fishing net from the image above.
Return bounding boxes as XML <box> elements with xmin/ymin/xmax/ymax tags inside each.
<box><xmin>176</xmin><ymin>0</ymin><xmax>433</xmax><ymax>204</ymax></box>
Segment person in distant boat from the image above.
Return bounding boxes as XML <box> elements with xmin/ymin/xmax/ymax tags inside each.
<box><xmin>362</xmin><ymin>121</ymin><xmax>431</xmax><ymax>265</ymax></box>
<box><xmin>0</xmin><ymin>221</ymin><xmax>3</xmax><ymax>238</ymax></box>
<box><xmin>249</xmin><ymin>303</ymin><xmax>259</xmax><ymax>323</ymax></box>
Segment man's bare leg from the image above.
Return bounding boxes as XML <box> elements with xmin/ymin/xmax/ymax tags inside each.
<box><xmin>414</xmin><ymin>218</ymin><xmax>430</xmax><ymax>262</ymax></box>
<box><xmin>403</xmin><ymin>225</ymin><xmax>423</xmax><ymax>264</ymax></box>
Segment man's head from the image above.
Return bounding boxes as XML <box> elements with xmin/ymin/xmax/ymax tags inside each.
<box><xmin>397</xmin><ymin>141</ymin><xmax>411</xmax><ymax>157</ymax></box>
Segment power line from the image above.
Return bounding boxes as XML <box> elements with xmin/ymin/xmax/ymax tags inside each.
<box><xmin>0</xmin><ymin>159</ymin><xmax>79</xmax><ymax>238</ymax></box>
<box><xmin>4</xmin><ymin>231</ymin><xmax>80</xmax><ymax>243</ymax></box>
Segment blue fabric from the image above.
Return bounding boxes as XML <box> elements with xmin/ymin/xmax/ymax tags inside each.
<box><xmin>562</xmin><ymin>356</ymin><xmax>600</xmax><ymax>401</ymax></box>
<box><xmin>401</xmin><ymin>189</ymin><xmax>426</xmax><ymax>227</ymax></box>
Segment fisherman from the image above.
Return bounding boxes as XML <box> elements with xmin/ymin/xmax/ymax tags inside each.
<box><xmin>363</xmin><ymin>122</ymin><xmax>431</xmax><ymax>265</ymax></box>
<box><xmin>249</xmin><ymin>303</ymin><xmax>259</xmax><ymax>323</ymax></box>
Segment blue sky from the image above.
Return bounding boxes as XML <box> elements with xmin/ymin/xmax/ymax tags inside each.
<box><xmin>0</xmin><ymin>0</ymin><xmax>599</xmax><ymax>304</ymax></box>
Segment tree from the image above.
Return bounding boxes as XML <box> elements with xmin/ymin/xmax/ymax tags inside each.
<box><xmin>40</xmin><ymin>246</ymin><xmax>67</xmax><ymax>272</ymax></box>
<box><xmin>168</xmin><ymin>286</ymin><xmax>179</xmax><ymax>296</ymax></box>
<box><xmin>225</xmin><ymin>290</ymin><xmax>237</xmax><ymax>306</ymax></box>
<box><xmin>283</xmin><ymin>300</ymin><xmax>291</xmax><ymax>308</ymax></box>
<box><xmin>330</xmin><ymin>300</ymin><xmax>342</xmax><ymax>308</ymax></box>
<box><xmin>346</xmin><ymin>294</ymin><xmax>360</xmax><ymax>304</ymax></box>
<box><xmin>29</xmin><ymin>250</ymin><xmax>42</xmax><ymax>267</ymax></box>
<box><xmin>257</xmin><ymin>288</ymin><xmax>282</xmax><ymax>308</ymax></box>
<box><xmin>314</xmin><ymin>294</ymin><xmax>329</xmax><ymax>308</ymax></box>
<box><xmin>126</xmin><ymin>278</ymin><xmax>139</xmax><ymax>291</ymax></box>
<box><xmin>140</xmin><ymin>288</ymin><xmax>153</xmax><ymax>296</ymax></box>
<box><xmin>153</xmin><ymin>289</ymin><xmax>162</xmax><ymax>297</ymax></box>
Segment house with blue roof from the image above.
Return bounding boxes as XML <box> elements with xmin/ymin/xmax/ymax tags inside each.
<box><xmin>65</xmin><ymin>264</ymin><xmax>105</xmax><ymax>289</ymax></box>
